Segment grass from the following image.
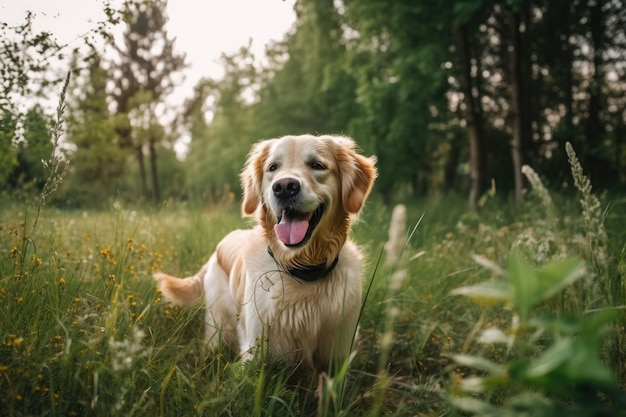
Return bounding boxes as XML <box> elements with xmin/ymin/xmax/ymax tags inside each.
<box><xmin>1</xmin><ymin>170</ymin><xmax>626</xmax><ymax>415</ymax></box>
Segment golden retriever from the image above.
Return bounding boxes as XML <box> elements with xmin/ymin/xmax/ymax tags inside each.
<box><xmin>154</xmin><ymin>134</ymin><xmax>377</xmax><ymax>372</ymax></box>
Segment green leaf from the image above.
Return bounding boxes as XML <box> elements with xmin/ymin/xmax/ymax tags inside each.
<box><xmin>458</xmin><ymin>376</ymin><xmax>486</xmax><ymax>393</ymax></box>
<box><xmin>508</xmin><ymin>253</ymin><xmax>585</xmax><ymax>318</ymax></box>
<box><xmin>508</xmin><ymin>252</ymin><xmax>538</xmax><ymax>318</ymax></box>
<box><xmin>565</xmin><ymin>349</ymin><xmax>615</xmax><ymax>387</ymax></box>
<box><xmin>453</xmin><ymin>354</ymin><xmax>505</xmax><ymax>375</ymax></box>
<box><xmin>450</xmin><ymin>397</ymin><xmax>499</xmax><ymax>415</ymax></box>
<box><xmin>507</xmin><ymin>392</ymin><xmax>555</xmax><ymax>413</ymax></box>
<box><xmin>518</xmin><ymin>338</ymin><xmax>572</xmax><ymax>380</ymax></box>
<box><xmin>535</xmin><ymin>258</ymin><xmax>586</xmax><ymax>300</ymax></box>
<box><xmin>459</xmin><ymin>375</ymin><xmax>510</xmax><ymax>393</ymax></box>
<box><xmin>512</xmin><ymin>335</ymin><xmax>617</xmax><ymax>389</ymax></box>
<box><xmin>450</xmin><ymin>281</ymin><xmax>512</xmax><ymax>305</ymax></box>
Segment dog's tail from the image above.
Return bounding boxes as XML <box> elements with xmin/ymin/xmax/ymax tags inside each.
<box><xmin>154</xmin><ymin>263</ymin><xmax>208</xmax><ymax>306</ymax></box>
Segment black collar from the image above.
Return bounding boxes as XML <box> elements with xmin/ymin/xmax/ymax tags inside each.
<box><xmin>267</xmin><ymin>246</ymin><xmax>339</xmax><ymax>282</ymax></box>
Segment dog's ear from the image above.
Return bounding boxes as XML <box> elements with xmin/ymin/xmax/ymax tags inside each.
<box><xmin>333</xmin><ymin>137</ymin><xmax>378</xmax><ymax>215</ymax></box>
<box><xmin>241</xmin><ymin>139</ymin><xmax>273</xmax><ymax>216</ymax></box>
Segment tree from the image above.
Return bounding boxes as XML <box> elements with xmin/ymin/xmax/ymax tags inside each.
<box><xmin>185</xmin><ymin>0</ymin><xmax>626</xmax><ymax>209</ymax></box>
<box><xmin>507</xmin><ymin>0</ymin><xmax>531</xmax><ymax>207</ymax></box>
<box><xmin>0</xmin><ymin>13</ymin><xmax>60</xmax><ymax>114</ymax></box>
<box><xmin>12</xmin><ymin>107</ymin><xmax>54</xmax><ymax>190</ymax></box>
<box><xmin>183</xmin><ymin>46</ymin><xmax>258</xmax><ymax>202</ymax></box>
<box><xmin>341</xmin><ymin>0</ymin><xmax>455</xmax><ymax>199</ymax></box>
<box><xmin>64</xmin><ymin>55</ymin><xmax>126</xmax><ymax>206</ymax></box>
<box><xmin>0</xmin><ymin>110</ymin><xmax>18</xmax><ymax>188</ymax></box>
<box><xmin>107</xmin><ymin>0</ymin><xmax>186</xmax><ymax>203</ymax></box>
<box><xmin>253</xmin><ymin>0</ymin><xmax>356</xmax><ymax>137</ymax></box>
<box><xmin>0</xmin><ymin>13</ymin><xmax>60</xmax><ymax>189</ymax></box>
<box><xmin>456</xmin><ymin>21</ymin><xmax>487</xmax><ymax>211</ymax></box>
<box><xmin>0</xmin><ymin>5</ymin><xmax>125</xmax><ymax>201</ymax></box>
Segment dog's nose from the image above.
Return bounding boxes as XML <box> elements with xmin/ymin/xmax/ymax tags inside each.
<box><xmin>272</xmin><ymin>177</ymin><xmax>300</xmax><ymax>200</ymax></box>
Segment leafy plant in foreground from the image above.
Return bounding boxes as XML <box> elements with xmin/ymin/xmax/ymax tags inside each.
<box><xmin>450</xmin><ymin>253</ymin><xmax>625</xmax><ymax>416</ymax></box>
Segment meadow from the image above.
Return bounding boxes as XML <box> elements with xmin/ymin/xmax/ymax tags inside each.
<box><xmin>1</xmin><ymin>153</ymin><xmax>626</xmax><ymax>416</ymax></box>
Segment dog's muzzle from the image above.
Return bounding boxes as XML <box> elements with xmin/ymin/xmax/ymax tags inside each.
<box><xmin>271</xmin><ymin>177</ymin><xmax>323</xmax><ymax>247</ymax></box>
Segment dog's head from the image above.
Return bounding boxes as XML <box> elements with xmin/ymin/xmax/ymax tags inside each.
<box><xmin>240</xmin><ymin>135</ymin><xmax>377</xmax><ymax>268</ymax></box>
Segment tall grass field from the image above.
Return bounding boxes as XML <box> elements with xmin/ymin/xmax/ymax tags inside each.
<box><xmin>1</xmin><ymin>150</ymin><xmax>626</xmax><ymax>416</ymax></box>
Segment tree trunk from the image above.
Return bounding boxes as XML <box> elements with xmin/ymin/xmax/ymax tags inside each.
<box><xmin>509</xmin><ymin>7</ymin><xmax>526</xmax><ymax>208</ymax></box>
<box><xmin>457</xmin><ymin>24</ymin><xmax>486</xmax><ymax>212</ymax></box>
<box><xmin>585</xmin><ymin>0</ymin><xmax>605</xmax><ymax>176</ymax></box>
<box><xmin>136</xmin><ymin>146</ymin><xmax>148</xmax><ymax>201</ymax></box>
<box><xmin>562</xmin><ymin>1</ymin><xmax>575</xmax><ymax>138</ymax></box>
<box><xmin>148</xmin><ymin>137</ymin><xmax>160</xmax><ymax>204</ymax></box>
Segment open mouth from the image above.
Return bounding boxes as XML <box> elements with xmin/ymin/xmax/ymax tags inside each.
<box><xmin>274</xmin><ymin>204</ymin><xmax>324</xmax><ymax>247</ymax></box>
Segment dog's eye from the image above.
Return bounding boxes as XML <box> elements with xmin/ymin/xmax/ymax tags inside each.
<box><xmin>268</xmin><ymin>163</ymin><xmax>278</xmax><ymax>172</ymax></box>
<box><xmin>309</xmin><ymin>161</ymin><xmax>326</xmax><ymax>170</ymax></box>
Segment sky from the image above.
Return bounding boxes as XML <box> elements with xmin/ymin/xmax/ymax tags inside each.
<box><xmin>1</xmin><ymin>0</ymin><xmax>297</xmax><ymax>154</ymax></box>
<box><xmin>1</xmin><ymin>0</ymin><xmax>297</xmax><ymax>109</ymax></box>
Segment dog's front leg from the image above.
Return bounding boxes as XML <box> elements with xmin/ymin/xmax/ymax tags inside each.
<box><xmin>237</xmin><ymin>274</ymin><xmax>276</xmax><ymax>362</ymax></box>
<box><xmin>202</xmin><ymin>254</ymin><xmax>238</xmax><ymax>350</ymax></box>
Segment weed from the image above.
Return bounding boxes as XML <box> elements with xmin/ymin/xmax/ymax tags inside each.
<box><xmin>448</xmin><ymin>143</ymin><xmax>626</xmax><ymax>416</ymax></box>
<box><xmin>13</xmin><ymin>72</ymin><xmax>70</xmax><ymax>279</ymax></box>
<box><xmin>450</xmin><ymin>253</ymin><xmax>624</xmax><ymax>416</ymax></box>
<box><xmin>1</xmin><ymin>140</ymin><xmax>624</xmax><ymax>415</ymax></box>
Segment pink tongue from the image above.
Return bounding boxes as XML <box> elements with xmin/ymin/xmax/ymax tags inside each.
<box><xmin>274</xmin><ymin>211</ymin><xmax>313</xmax><ymax>245</ymax></box>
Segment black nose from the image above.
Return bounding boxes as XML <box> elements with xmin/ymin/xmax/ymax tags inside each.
<box><xmin>272</xmin><ymin>177</ymin><xmax>300</xmax><ymax>200</ymax></box>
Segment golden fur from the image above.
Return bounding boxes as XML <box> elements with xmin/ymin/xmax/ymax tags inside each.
<box><xmin>155</xmin><ymin>134</ymin><xmax>377</xmax><ymax>371</ymax></box>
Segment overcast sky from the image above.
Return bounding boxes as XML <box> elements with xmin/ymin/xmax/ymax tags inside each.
<box><xmin>2</xmin><ymin>0</ymin><xmax>297</xmax><ymax>154</ymax></box>
<box><xmin>1</xmin><ymin>0</ymin><xmax>297</xmax><ymax>106</ymax></box>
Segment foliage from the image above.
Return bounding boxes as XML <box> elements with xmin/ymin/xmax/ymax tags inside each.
<box><xmin>1</xmin><ymin>1</ymin><xmax>187</xmax><ymax>206</ymax></box>
<box><xmin>182</xmin><ymin>46</ymin><xmax>258</xmax><ymax>203</ymax></box>
<box><xmin>90</xmin><ymin>0</ymin><xmax>186</xmax><ymax>204</ymax></box>
<box><xmin>0</xmin><ymin>13</ymin><xmax>60</xmax><ymax>188</ymax></box>
<box><xmin>0</xmin><ymin>109</ymin><xmax>19</xmax><ymax>187</ymax></box>
<box><xmin>0</xmin><ymin>12</ymin><xmax>60</xmax><ymax>113</ymax></box>
<box><xmin>174</xmin><ymin>0</ymin><xmax>626</xmax><ymax>207</ymax></box>
<box><xmin>450</xmin><ymin>254</ymin><xmax>624</xmax><ymax>416</ymax></box>
<box><xmin>14</xmin><ymin>108</ymin><xmax>54</xmax><ymax>189</ymax></box>
<box><xmin>61</xmin><ymin>56</ymin><xmax>127</xmax><ymax>207</ymax></box>
<box><xmin>4</xmin><ymin>0</ymin><xmax>626</xmax><ymax>207</ymax></box>
<box><xmin>448</xmin><ymin>142</ymin><xmax>626</xmax><ymax>416</ymax></box>
<box><xmin>1</xmin><ymin>182</ymin><xmax>625</xmax><ymax>416</ymax></box>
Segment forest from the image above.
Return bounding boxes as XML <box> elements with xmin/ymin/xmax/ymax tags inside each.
<box><xmin>1</xmin><ymin>0</ymin><xmax>625</xmax><ymax>209</ymax></box>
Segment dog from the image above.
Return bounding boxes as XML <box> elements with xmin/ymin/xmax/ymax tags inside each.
<box><xmin>154</xmin><ymin>134</ymin><xmax>377</xmax><ymax>372</ymax></box>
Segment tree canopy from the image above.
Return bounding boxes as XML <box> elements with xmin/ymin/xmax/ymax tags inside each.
<box><xmin>2</xmin><ymin>0</ymin><xmax>625</xmax><ymax>208</ymax></box>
